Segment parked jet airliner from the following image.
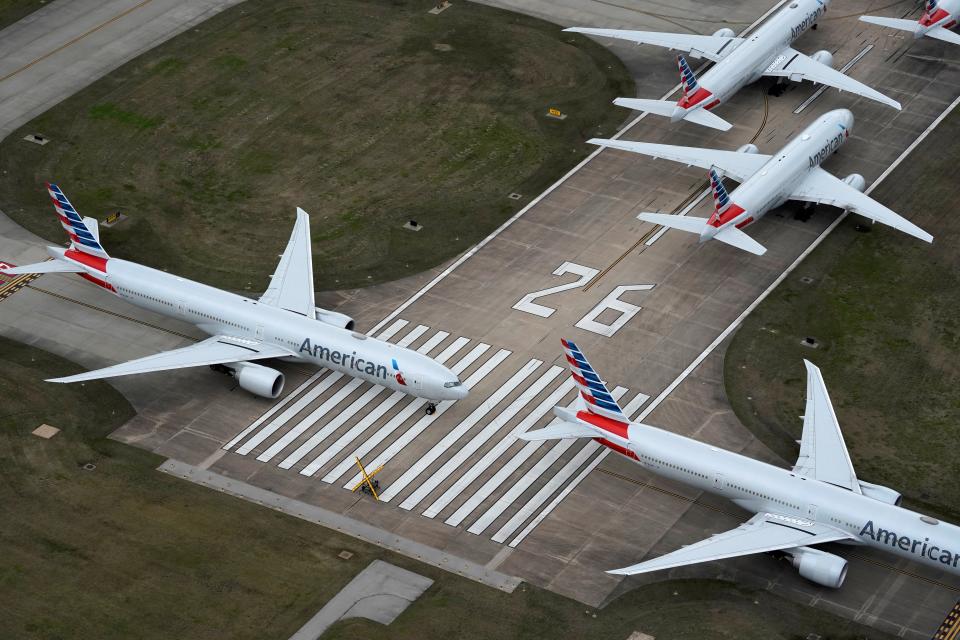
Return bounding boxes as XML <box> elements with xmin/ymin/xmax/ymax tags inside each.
<box><xmin>567</xmin><ymin>0</ymin><xmax>900</xmax><ymax>130</ymax></box>
<box><xmin>521</xmin><ymin>341</ymin><xmax>960</xmax><ymax>587</ymax></box>
<box><xmin>589</xmin><ymin>108</ymin><xmax>932</xmax><ymax>255</ymax></box>
<box><xmin>1</xmin><ymin>184</ymin><xmax>467</xmax><ymax>412</ymax></box>
<box><xmin>861</xmin><ymin>0</ymin><xmax>960</xmax><ymax>46</ymax></box>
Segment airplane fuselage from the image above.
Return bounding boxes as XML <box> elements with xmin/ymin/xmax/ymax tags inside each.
<box><xmin>692</xmin><ymin>0</ymin><xmax>829</xmax><ymax>110</ymax></box>
<box><xmin>597</xmin><ymin>418</ymin><xmax>960</xmax><ymax>575</ymax></box>
<box><xmin>706</xmin><ymin>108</ymin><xmax>853</xmax><ymax>237</ymax></box>
<box><xmin>49</xmin><ymin>246</ymin><xmax>465</xmax><ymax>402</ymax></box>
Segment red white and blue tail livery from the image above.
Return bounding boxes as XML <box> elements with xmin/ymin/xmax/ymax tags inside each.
<box><xmin>861</xmin><ymin>0</ymin><xmax>960</xmax><ymax>45</ymax></box>
<box><xmin>48</xmin><ymin>183</ymin><xmax>108</xmax><ymax>260</ymax></box>
<box><xmin>562</xmin><ymin>338</ymin><xmax>627</xmax><ymax>424</ymax></box>
<box><xmin>567</xmin><ymin>0</ymin><xmax>900</xmax><ymax>131</ymax></box>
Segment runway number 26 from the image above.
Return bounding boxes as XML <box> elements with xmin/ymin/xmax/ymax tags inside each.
<box><xmin>512</xmin><ymin>261</ymin><xmax>655</xmax><ymax>338</ymax></box>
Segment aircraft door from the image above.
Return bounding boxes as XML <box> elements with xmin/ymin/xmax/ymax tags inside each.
<box><xmin>255</xmin><ymin>325</ymin><xmax>264</xmax><ymax>339</ymax></box>
<box><xmin>713</xmin><ymin>472</ymin><xmax>724</xmax><ymax>492</ymax></box>
<box><xmin>177</xmin><ymin>300</ymin><xmax>185</xmax><ymax>316</ymax></box>
<box><xmin>806</xmin><ymin>504</ymin><xmax>818</xmax><ymax>519</ymax></box>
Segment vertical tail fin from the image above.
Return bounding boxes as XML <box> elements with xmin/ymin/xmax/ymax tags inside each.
<box><xmin>560</xmin><ymin>338</ymin><xmax>627</xmax><ymax>424</ymax></box>
<box><xmin>677</xmin><ymin>55</ymin><xmax>700</xmax><ymax>97</ymax></box>
<box><xmin>709</xmin><ymin>168</ymin><xmax>732</xmax><ymax>215</ymax></box>
<box><xmin>47</xmin><ymin>183</ymin><xmax>108</xmax><ymax>260</ymax></box>
<box><xmin>926</xmin><ymin>0</ymin><xmax>938</xmax><ymax>13</ymax></box>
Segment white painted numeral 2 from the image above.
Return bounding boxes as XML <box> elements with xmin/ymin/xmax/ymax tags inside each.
<box><xmin>512</xmin><ymin>262</ymin><xmax>599</xmax><ymax>318</ymax></box>
<box><xmin>514</xmin><ymin>262</ymin><xmax>655</xmax><ymax>337</ymax></box>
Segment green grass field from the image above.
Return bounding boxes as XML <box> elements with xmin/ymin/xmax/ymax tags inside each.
<box><xmin>0</xmin><ymin>0</ymin><xmax>44</xmax><ymax>30</ymax></box>
<box><xmin>0</xmin><ymin>0</ymin><xmax>633</xmax><ymax>292</ymax></box>
<box><xmin>724</xmin><ymin>108</ymin><xmax>960</xmax><ymax>522</ymax></box>
<box><xmin>0</xmin><ymin>336</ymin><xmax>890</xmax><ymax>639</ymax></box>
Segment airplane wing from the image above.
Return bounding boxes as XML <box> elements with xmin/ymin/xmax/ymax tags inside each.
<box><xmin>762</xmin><ymin>48</ymin><xmax>901</xmax><ymax>110</ymax></box>
<box><xmin>789</xmin><ymin>168</ymin><xmax>933</xmax><ymax>243</ymax></box>
<box><xmin>259</xmin><ymin>207</ymin><xmax>316</xmax><ymax>317</ymax></box>
<box><xmin>588</xmin><ymin>138</ymin><xmax>771</xmax><ymax>182</ymax></box>
<box><xmin>564</xmin><ymin>27</ymin><xmax>742</xmax><ymax>62</ymax></box>
<box><xmin>48</xmin><ymin>336</ymin><xmax>294</xmax><ymax>383</ymax></box>
<box><xmin>608</xmin><ymin>512</ymin><xmax>852</xmax><ymax>576</ymax></box>
<box><xmin>792</xmin><ymin>360</ymin><xmax>861</xmax><ymax>492</ymax></box>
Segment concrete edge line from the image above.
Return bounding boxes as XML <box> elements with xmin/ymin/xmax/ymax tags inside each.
<box><xmin>158</xmin><ymin>459</ymin><xmax>522</xmax><ymax>593</ymax></box>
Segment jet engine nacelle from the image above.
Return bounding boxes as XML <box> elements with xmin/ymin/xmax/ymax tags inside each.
<box><xmin>843</xmin><ymin>174</ymin><xmax>866</xmax><ymax>192</ymax></box>
<box><xmin>737</xmin><ymin>143</ymin><xmax>759</xmax><ymax>154</ymax></box>
<box><xmin>811</xmin><ymin>50</ymin><xmax>834</xmax><ymax>68</ymax></box>
<box><xmin>789</xmin><ymin>547</ymin><xmax>848</xmax><ymax>588</ymax></box>
<box><xmin>314</xmin><ymin>308</ymin><xmax>356</xmax><ymax>331</ymax></box>
<box><xmin>712</xmin><ymin>28</ymin><xmax>735</xmax><ymax>38</ymax></box>
<box><xmin>858</xmin><ymin>480</ymin><xmax>903</xmax><ymax>506</ymax></box>
<box><xmin>226</xmin><ymin>361</ymin><xmax>285</xmax><ymax>399</ymax></box>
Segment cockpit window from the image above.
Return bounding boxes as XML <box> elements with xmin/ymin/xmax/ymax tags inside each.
<box><xmin>444</xmin><ymin>380</ymin><xmax>462</xmax><ymax>388</ymax></box>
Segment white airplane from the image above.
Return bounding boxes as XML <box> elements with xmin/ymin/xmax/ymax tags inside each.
<box><xmin>861</xmin><ymin>0</ymin><xmax>960</xmax><ymax>46</ymax></box>
<box><xmin>520</xmin><ymin>340</ymin><xmax>960</xmax><ymax>587</ymax></box>
<box><xmin>566</xmin><ymin>0</ymin><xmax>901</xmax><ymax>131</ymax></box>
<box><xmin>589</xmin><ymin>108</ymin><xmax>932</xmax><ymax>255</ymax></box>
<box><xmin>1</xmin><ymin>184</ymin><xmax>468</xmax><ymax>412</ymax></box>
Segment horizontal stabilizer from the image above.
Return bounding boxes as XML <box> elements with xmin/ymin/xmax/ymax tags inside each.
<box><xmin>858</xmin><ymin>16</ymin><xmax>924</xmax><ymax>34</ymax></box>
<box><xmin>613</xmin><ymin>98</ymin><xmax>731</xmax><ymax>131</ymax></box>
<box><xmin>927</xmin><ymin>25</ymin><xmax>960</xmax><ymax>45</ymax></box>
<box><xmin>713</xmin><ymin>226</ymin><xmax>767</xmax><ymax>255</ymax></box>
<box><xmin>518</xmin><ymin>421</ymin><xmax>598</xmax><ymax>442</ymax></box>
<box><xmin>1</xmin><ymin>260</ymin><xmax>83</xmax><ymax>275</ymax></box>
<box><xmin>637</xmin><ymin>212</ymin><xmax>709</xmax><ymax>234</ymax></box>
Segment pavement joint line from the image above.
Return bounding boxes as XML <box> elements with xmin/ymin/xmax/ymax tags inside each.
<box><xmin>364</xmin><ymin>0</ymin><xmax>793</xmax><ymax>336</ymax></box>
<box><xmin>158</xmin><ymin>459</ymin><xmax>522</xmax><ymax>592</ymax></box>
<box><xmin>509</xmin><ymin>89</ymin><xmax>960</xmax><ymax>551</ymax></box>
<box><xmin>0</xmin><ymin>0</ymin><xmax>155</xmax><ymax>85</ymax></box>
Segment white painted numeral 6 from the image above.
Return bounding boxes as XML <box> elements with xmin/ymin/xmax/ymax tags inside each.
<box><xmin>576</xmin><ymin>284</ymin><xmax>655</xmax><ymax>337</ymax></box>
<box><xmin>512</xmin><ymin>262</ymin><xmax>599</xmax><ymax>318</ymax></box>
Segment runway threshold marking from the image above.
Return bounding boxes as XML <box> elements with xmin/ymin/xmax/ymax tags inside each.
<box><xmin>0</xmin><ymin>0</ymin><xmax>154</xmax><ymax>85</ymax></box>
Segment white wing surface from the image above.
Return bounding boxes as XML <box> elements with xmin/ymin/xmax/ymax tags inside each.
<box><xmin>790</xmin><ymin>168</ymin><xmax>933</xmax><ymax>243</ymax></box>
<box><xmin>259</xmin><ymin>207</ymin><xmax>316</xmax><ymax>317</ymax></box>
<box><xmin>565</xmin><ymin>27</ymin><xmax>742</xmax><ymax>62</ymax></box>
<box><xmin>609</xmin><ymin>513</ymin><xmax>851</xmax><ymax>576</ymax></box>
<box><xmin>588</xmin><ymin>138</ymin><xmax>771</xmax><ymax>182</ymax></box>
<box><xmin>762</xmin><ymin>48</ymin><xmax>901</xmax><ymax>110</ymax></box>
<box><xmin>1</xmin><ymin>260</ymin><xmax>83</xmax><ymax>275</ymax></box>
<box><xmin>48</xmin><ymin>336</ymin><xmax>294</xmax><ymax>383</ymax></box>
<box><xmin>792</xmin><ymin>360</ymin><xmax>861</xmax><ymax>492</ymax></box>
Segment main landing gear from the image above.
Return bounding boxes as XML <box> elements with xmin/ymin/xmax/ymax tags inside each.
<box><xmin>426</xmin><ymin>403</ymin><xmax>437</xmax><ymax>415</ymax></box>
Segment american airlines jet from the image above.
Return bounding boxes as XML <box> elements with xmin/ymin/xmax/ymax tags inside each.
<box><xmin>861</xmin><ymin>0</ymin><xmax>960</xmax><ymax>46</ymax></box>
<box><xmin>567</xmin><ymin>0</ymin><xmax>900</xmax><ymax>131</ymax></box>
<box><xmin>521</xmin><ymin>340</ymin><xmax>960</xmax><ymax>587</ymax></box>
<box><xmin>589</xmin><ymin>108</ymin><xmax>932</xmax><ymax>255</ymax></box>
<box><xmin>1</xmin><ymin>184</ymin><xmax>467</xmax><ymax>412</ymax></box>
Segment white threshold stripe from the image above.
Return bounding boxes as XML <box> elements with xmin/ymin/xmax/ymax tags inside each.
<box><xmin>507</xmin><ymin>445</ymin><xmax>604</xmax><ymax>548</ymax></box>
<box><xmin>245</xmin><ymin>323</ymin><xmax>430</xmax><ymax>459</ymax></box>
<box><xmin>323</xmin><ymin>342</ymin><xmax>494</xmax><ymax>483</ymax></box>
<box><xmin>362</xmin><ymin>0</ymin><xmax>792</xmax><ymax>340</ymax></box>
<box><xmin>390</xmin><ymin>362</ymin><xmax>561</xmax><ymax>507</ymax></box>
<box><xmin>428</xmin><ymin>378</ymin><xmax>576</xmax><ymax>522</ymax></box>
<box><xmin>506</xmin><ymin>90</ymin><xmax>960</xmax><ymax>548</ymax></box>
<box><xmin>484</xmin><ymin>390</ymin><xmax>648</xmax><ymax>540</ymax></box>
<box><xmin>276</xmin><ymin>330</ymin><xmax>451</xmax><ymax>469</ymax></box>
<box><xmin>493</xmin><ymin>442</ymin><xmax>601</xmax><ymax>544</ymax></box>
<box><xmin>341</xmin><ymin>348</ymin><xmax>510</xmax><ymax>490</ymax></box>
<box><xmin>305</xmin><ymin>336</ymin><xmax>471</xmax><ymax>478</ymax></box>
<box><xmin>223</xmin><ymin>318</ymin><xmax>410</xmax><ymax>450</ymax></box>
<box><xmin>466</xmin><ymin>387</ymin><xmax>631</xmax><ymax>536</ymax></box>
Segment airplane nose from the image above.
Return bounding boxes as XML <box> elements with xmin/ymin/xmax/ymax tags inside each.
<box><xmin>836</xmin><ymin>108</ymin><xmax>854</xmax><ymax>131</ymax></box>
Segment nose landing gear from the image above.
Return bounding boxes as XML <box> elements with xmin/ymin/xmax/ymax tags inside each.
<box><xmin>426</xmin><ymin>403</ymin><xmax>437</xmax><ymax>415</ymax></box>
